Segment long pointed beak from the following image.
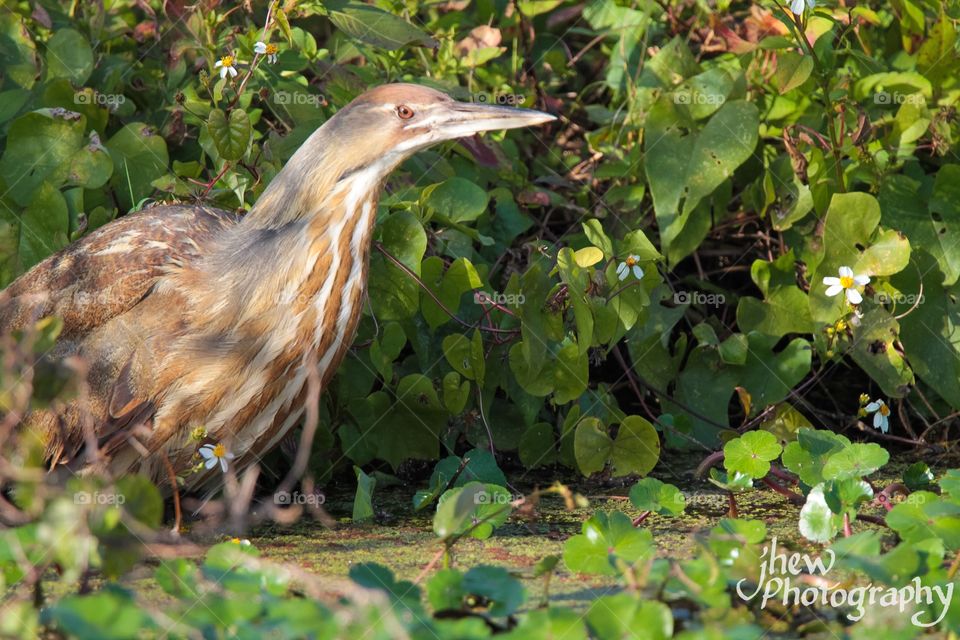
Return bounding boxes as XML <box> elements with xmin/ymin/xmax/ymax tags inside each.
<box><xmin>427</xmin><ymin>101</ymin><xmax>556</xmax><ymax>140</ymax></box>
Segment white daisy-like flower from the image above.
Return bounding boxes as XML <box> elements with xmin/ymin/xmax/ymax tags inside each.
<box><xmin>790</xmin><ymin>0</ymin><xmax>815</xmax><ymax>15</ymax></box>
<box><xmin>214</xmin><ymin>55</ymin><xmax>239</xmax><ymax>79</ymax></box>
<box><xmin>864</xmin><ymin>399</ymin><xmax>890</xmax><ymax>434</ymax></box>
<box><xmin>823</xmin><ymin>266</ymin><xmax>870</xmax><ymax>304</ymax></box>
<box><xmin>616</xmin><ymin>255</ymin><xmax>644</xmax><ymax>281</ymax></box>
<box><xmin>254</xmin><ymin>41</ymin><xmax>279</xmax><ymax>64</ymax></box>
<box><xmin>199</xmin><ymin>442</ymin><xmax>235</xmax><ymax>472</ymax></box>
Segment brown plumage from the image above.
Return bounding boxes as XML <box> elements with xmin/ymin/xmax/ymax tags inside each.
<box><xmin>0</xmin><ymin>83</ymin><xmax>554</xmax><ymax>491</ymax></box>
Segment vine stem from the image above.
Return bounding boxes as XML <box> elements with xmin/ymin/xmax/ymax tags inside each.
<box><xmin>771</xmin><ymin>0</ymin><xmax>846</xmax><ymax>195</ymax></box>
<box><xmin>761</xmin><ymin>476</ymin><xmax>805</xmax><ymax>505</ymax></box>
<box><xmin>374</xmin><ymin>242</ymin><xmax>520</xmax><ymax>337</ymax></box>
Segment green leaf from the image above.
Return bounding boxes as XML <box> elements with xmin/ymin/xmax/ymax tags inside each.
<box><xmin>45</xmin><ymin>28</ymin><xmax>93</xmax><ymax>85</ymax></box>
<box><xmin>574</xmin><ymin>417</ymin><xmax>613</xmax><ymax>476</ymax></box>
<box><xmin>709</xmin><ymin>518</ymin><xmax>767</xmax><ymax>561</ymax></box>
<box><xmin>325</xmin><ymin>0</ymin><xmax>437</xmax><ymax>50</ymax></box>
<box><xmin>207</xmin><ymin>108</ymin><xmax>251</xmax><ymax>162</ymax></box>
<box><xmin>723</xmin><ymin>431</ymin><xmax>782</xmax><ymax>479</ymax></box>
<box><xmin>574</xmin><ymin>246</ymin><xmax>604</xmax><ymax>267</ymax></box>
<box><xmin>629</xmin><ymin>478</ymin><xmax>686</xmax><ymax>515</ymax></box>
<box><xmin>611</xmin><ymin>415</ymin><xmax>660</xmax><ymax>477</ymax></box>
<box><xmin>1</xmin><ymin>181</ymin><xmax>70</xmax><ymax>273</ymax></box>
<box><xmin>462</xmin><ymin>566</ymin><xmax>525</xmax><ymax>617</ymax></box>
<box><xmin>562</xmin><ymin>511</ymin><xmax>654</xmax><ymax>576</ymax></box>
<box><xmin>105</xmin><ymin>123</ymin><xmax>169</xmax><ymax>213</ymax></box>
<box><xmin>426</xmin><ymin>568</ymin><xmax>464</xmax><ymax>612</ymax></box>
<box><xmin>773</xmin><ymin>52</ymin><xmax>814</xmax><ymax>94</ymax></box>
<box><xmin>367</xmin><ymin>211</ymin><xmax>427</xmax><ymax>320</ymax></box>
<box><xmin>822</xmin><ymin>478</ymin><xmax>873</xmax><ymax>517</ymax></box>
<box><xmin>736</xmin><ymin>287</ymin><xmax>814</xmax><ymax>337</ymax></box>
<box><xmin>115</xmin><ymin>475</ymin><xmax>163</xmax><ymax>528</ymax></box>
<box><xmin>809</xmin><ymin>192</ymin><xmax>882</xmax><ymax>322</ymax></box>
<box><xmin>43</xmin><ymin>586</ymin><xmax>151</xmax><ymax>640</ymax></box>
<box><xmin>887</xmin><ymin>492</ymin><xmax>960</xmax><ymax>550</ymax></box>
<box><xmin>821</xmin><ymin>442</ymin><xmax>889</xmax><ymax>480</ymax></box>
<box><xmin>586</xmin><ymin>594</ymin><xmax>672</xmax><ymax>640</ymax></box>
<box><xmin>517</xmin><ymin>0</ymin><xmax>564</xmax><ymax>17</ymax></box>
<box><xmin>423</xmin><ymin>178</ymin><xmax>489</xmax><ymax>224</ymax></box>
<box><xmin>849</xmin><ymin>309</ymin><xmax>914</xmax><ymax>398</ymax></box>
<box><xmin>433</xmin><ymin>482</ymin><xmax>512</xmax><ymax>540</ymax></box>
<box><xmin>352</xmin><ymin>466</ymin><xmax>376</xmax><ymax>523</ymax></box>
<box><xmin>707</xmin><ymin>468</ymin><xmax>753</xmax><ymax>493</ymax></box>
<box><xmin>0</xmin><ymin>13</ymin><xmax>38</xmax><ymax>90</ymax></box>
<box><xmin>854</xmin><ymin>228</ymin><xmax>911</xmax><ymax>277</ymax></box>
<box><xmin>518</xmin><ymin>422</ymin><xmax>557</xmax><ymax>469</ymax></box>
<box><xmin>442</xmin><ymin>332</ymin><xmax>485</xmax><ymax>383</ymax></box>
<box><xmin>68</xmin><ymin>137</ymin><xmax>114</xmax><ymax>190</ymax></box>
<box><xmin>0</xmin><ymin>110</ymin><xmax>86</xmax><ymax>206</ymax></box>
<box><xmin>881</xmin><ymin>170</ymin><xmax>960</xmax><ymax>286</ymax></box>
<box><xmin>645</xmin><ymin>98</ymin><xmax>759</xmax><ymax>262</ymax></box>
<box><xmin>781</xmin><ymin>428</ymin><xmax>850</xmax><ymax>486</ymax></box>
<box><xmin>552</xmin><ymin>342</ymin><xmax>589</xmax><ymax>404</ymax></box>
<box><xmin>903</xmin><ymin>462</ymin><xmax>935</xmax><ymax>491</ymax></box>
<box><xmin>895</xmin><ymin>251</ymin><xmax>960</xmax><ymax>408</ymax></box>
<box><xmin>442</xmin><ymin>372</ymin><xmax>470</xmax><ymax>414</ymax></box>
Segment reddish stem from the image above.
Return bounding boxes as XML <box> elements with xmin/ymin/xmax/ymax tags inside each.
<box><xmin>632</xmin><ymin>511</ymin><xmax>651</xmax><ymax>527</ymax></box>
<box><xmin>843</xmin><ymin>512</ymin><xmax>852</xmax><ymax>537</ymax></box>
<box><xmin>761</xmin><ymin>476</ymin><xmax>805</xmax><ymax>505</ymax></box>
<box><xmin>727</xmin><ymin>492</ymin><xmax>738</xmax><ymax>518</ymax></box>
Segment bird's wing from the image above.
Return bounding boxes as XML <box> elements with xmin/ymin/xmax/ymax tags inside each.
<box><xmin>6</xmin><ymin>204</ymin><xmax>239</xmax><ymax>465</ymax></box>
<box><xmin>0</xmin><ymin>204</ymin><xmax>237</xmax><ymax>340</ymax></box>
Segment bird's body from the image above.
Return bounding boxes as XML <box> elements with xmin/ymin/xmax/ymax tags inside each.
<box><xmin>1</xmin><ymin>83</ymin><xmax>553</xmax><ymax>491</ymax></box>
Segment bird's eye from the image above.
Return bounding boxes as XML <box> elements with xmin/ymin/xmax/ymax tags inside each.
<box><xmin>396</xmin><ymin>105</ymin><xmax>415</xmax><ymax>120</ymax></box>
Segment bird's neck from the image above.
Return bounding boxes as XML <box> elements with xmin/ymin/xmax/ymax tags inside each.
<box><xmin>240</xmin><ymin>120</ymin><xmax>401</xmax><ymax>230</ymax></box>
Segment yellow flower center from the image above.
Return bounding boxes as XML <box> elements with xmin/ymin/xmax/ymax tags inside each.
<box><xmin>220</xmin><ymin>56</ymin><xmax>234</xmax><ymax>67</ymax></box>
<box><xmin>213</xmin><ymin>443</ymin><xmax>227</xmax><ymax>458</ymax></box>
<box><xmin>265</xmin><ymin>44</ymin><xmax>278</xmax><ymax>55</ymax></box>
<box><xmin>879</xmin><ymin>403</ymin><xmax>890</xmax><ymax>416</ymax></box>
<box><xmin>625</xmin><ymin>256</ymin><xmax>637</xmax><ymax>266</ymax></box>
<box><xmin>839</xmin><ymin>276</ymin><xmax>854</xmax><ymax>289</ymax></box>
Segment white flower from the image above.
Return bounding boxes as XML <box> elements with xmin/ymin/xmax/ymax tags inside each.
<box><xmin>790</xmin><ymin>0</ymin><xmax>815</xmax><ymax>15</ymax></box>
<box><xmin>214</xmin><ymin>55</ymin><xmax>238</xmax><ymax>79</ymax></box>
<box><xmin>864</xmin><ymin>399</ymin><xmax>890</xmax><ymax>434</ymax></box>
<box><xmin>616</xmin><ymin>255</ymin><xmax>644</xmax><ymax>281</ymax></box>
<box><xmin>254</xmin><ymin>41</ymin><xmax>279</xmax><ymax>64</ymax></box>
<box><xmin>199</xmin><ymin>442</ymin><xmax>235</xmax><ymax>472</ymax></box>
<box><xmin>823</xmin><ymin>266</ymin><xmax>870</xmax><ymax>305</ymax></box>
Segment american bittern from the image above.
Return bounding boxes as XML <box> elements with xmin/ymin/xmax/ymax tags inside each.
<box><xmin>1</xmin><ymin>84</ymin><xmax>554</xmax><ymax>491</ymax></box>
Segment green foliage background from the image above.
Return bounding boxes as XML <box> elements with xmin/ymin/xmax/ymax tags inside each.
<box><xmin>2</xmin><ymin>0</ymin><xmax>959</xmax><ymax>477</ymax></box>
<box><xmin>3</xmin><ymin>0</ymin><xmax>960</xmax><ymax>636</ymax></box>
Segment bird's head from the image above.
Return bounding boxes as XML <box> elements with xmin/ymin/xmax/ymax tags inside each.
<box><xmin>328</xmin><ymin>83</ymin><xmax>556</xmax><ymax>169</ymax></box>
<box><xmin>246</xmin><ymin>83</ymin><xmax>555</xmax><ymax>227</ymax></box>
